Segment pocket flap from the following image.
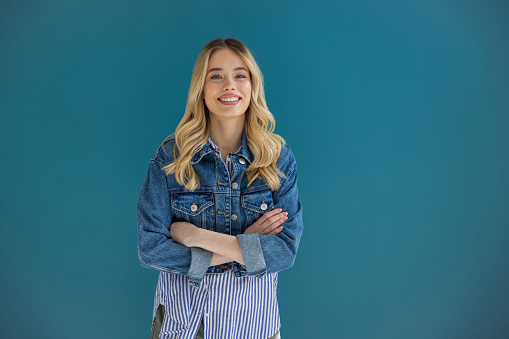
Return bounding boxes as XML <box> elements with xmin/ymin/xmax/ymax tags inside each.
<box><xmin>172</xmin><ymin>192</ymin><xmax>214</xmax><ymax>216</ymax></box>
<box><xmin>241</xmin><ymin>189</ymin><xmax>274</xmax><ymax>213</ymax></box>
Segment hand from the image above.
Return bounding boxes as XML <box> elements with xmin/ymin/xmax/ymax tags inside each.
<box><xmin>169</xmin><ymin>221</ymin><xmax>199</xmax><ymax>247</ymax></box>
<box><xmin>243</xmin><ymin>208</ymin><xmax>288</xmax><ymax>235</ymax></box>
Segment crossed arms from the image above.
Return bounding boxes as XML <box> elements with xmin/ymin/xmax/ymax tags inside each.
<box><xmin>169</xmin><ymin>208</ymin><xmax>288</xmax><ymax>266</ymax></box>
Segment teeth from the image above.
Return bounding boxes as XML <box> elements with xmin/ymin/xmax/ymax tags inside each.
<box><xmin>220</xmin><ymin>97</ymin><xmax>240</xmax><ymax>102</ymax></box>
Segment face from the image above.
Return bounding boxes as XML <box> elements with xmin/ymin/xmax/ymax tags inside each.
<box><xmin>202</xmin><ymin>48</ymin><xmax>251</xmax><ymax>120</ymax></box>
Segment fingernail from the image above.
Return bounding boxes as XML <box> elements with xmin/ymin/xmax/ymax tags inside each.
<box><xmin>279</xmin><ymin>208</ymin><xmax>283</xmax><ymax>212</ymax></box>
<box><xmin>284</xmin><ymin>217</ymin><xmax>288</xmax><ymax>220</ymax></box>
<box><xmin>284</xmin><ymin>212</ymin><xmax>288</xmax><ymax>215</ymax></box>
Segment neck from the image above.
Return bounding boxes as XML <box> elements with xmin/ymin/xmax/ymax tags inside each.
<box><xmin>208</xmin><ymin>115</ymin><xmax>245</xmax><ymax>156</ymax></box>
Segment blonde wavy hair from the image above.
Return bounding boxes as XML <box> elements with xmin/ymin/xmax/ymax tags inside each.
<box><xmin>162</xmin><ymin>38</ymin><xmax>286</xmax><ymax>191</ymax></box>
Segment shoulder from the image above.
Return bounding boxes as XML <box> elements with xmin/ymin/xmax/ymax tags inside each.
<box><xmin>277</xmin><ymin>142</ymin><xmax>298</xmax><ymax>175</ymax></box>
<box><xmin>151</xmin><ymin>135</ymin><xmax>176</xmax><ymax>166</ymax></box>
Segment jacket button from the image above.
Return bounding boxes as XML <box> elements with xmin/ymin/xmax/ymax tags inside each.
<box><xmin>231</xmin><ymin>214</ymin><xmax>238</xmax><ymax>221</ymax></box>
<box><xmin>260</xmin><ymin>202</ymin><xmax>268</xmax><ymax>210</ymax></box>
<box><xmin>239</xmin><ymin>158</ymin><xmax>246</xmax><ymax>165</ymax></box>
<box><xmin>190</xmin><ymin>203</ymin><xmax>198</xmax><ymax>212</ymax></box>
<box><xmin>231</xmin><ymin>182</ymin><xmax>238</xmax><ymax>189</ymax></box>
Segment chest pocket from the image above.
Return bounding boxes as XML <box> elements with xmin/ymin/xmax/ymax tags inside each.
<box><xmin>171</xmin><ymin>192</ymin><xmax>214</xmax><ymax>230</ymax></box>
<box><xmin>241</xmin><ymin>188</ymin><xmax>274</xmax><ymax>230</ymax></box>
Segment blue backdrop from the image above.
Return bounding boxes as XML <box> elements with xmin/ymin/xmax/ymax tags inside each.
<box><xmin>1</xmin><ymin>0</ymin><xmax>508</xmax><ymax>338</ymax></box>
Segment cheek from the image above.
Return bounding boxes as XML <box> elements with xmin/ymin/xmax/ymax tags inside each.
<box><xmin>205</xmin><ymin>96</ymin><xmax>214</xmax><ymax>105</ymax></box>
<box><xmin>241</xmin><ymin>94</ymin><xmax>251</xmax><ymax>109</ymax></box>
<box><xmin>203</xmin><ymin>98</ymin><xmax>212</xmax><ymax>111</ymax></box>
<box><xmin>203</xmin><ymin>84</ymin><xmax>218</xmax><ymax>100</ymax></box>
<box><xmin>243</xmin><ymin>84</ymin><xmax>252</xmax><ymax>103</ymax></box>
<box><xmin>204</xmin><ymin>92</ymin><xmax>218</xmax><ymax>107</ymax></box>
<box><xmin>244</xmin><ymin>82</ymin><xmax>252</xmax><ymax>93</ymax></box>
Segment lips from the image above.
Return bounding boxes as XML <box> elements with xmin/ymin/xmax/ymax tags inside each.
<box><xmin>218</xmin><ymin>93</ymin><xmax>241</xmax><ymax>105</ymax></box>
<box><xmin>219</xmin><ymin>96</ymin><xmax>240</xmax><ymax>102</ymax></box>
<box><xmin>218</xmin><ymin>94</ymin><xmax>241</xmax><ymax>102</ymax></box>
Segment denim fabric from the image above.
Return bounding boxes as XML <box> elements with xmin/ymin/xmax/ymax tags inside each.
<box><xmin>137</xmin><ymin>128</ymin><xmax>304</xmax><ymax>288</ymax></box>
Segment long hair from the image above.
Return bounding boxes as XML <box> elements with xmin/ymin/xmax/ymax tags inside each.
<box><xmin>162</xmin><ymin>38</ymin><xmax>285</xmax><ymax>191</ymax></box>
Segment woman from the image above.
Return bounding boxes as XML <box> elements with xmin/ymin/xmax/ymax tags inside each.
<box><xmin>137</xmin><ymin>38</ymin><xmax>304</xmax><ymax>339</ymax></box>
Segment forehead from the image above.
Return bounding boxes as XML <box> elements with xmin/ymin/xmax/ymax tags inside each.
<box><xmin>207</xmin><ymin>48</ymin><xmax>248</xmax><ymax>70</ymax></box>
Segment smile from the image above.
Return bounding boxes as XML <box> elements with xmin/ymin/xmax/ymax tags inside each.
<box><xmin>218</xmin><ymin>97</ymin><xmax>240</xmax><ymax>102</ymax></box>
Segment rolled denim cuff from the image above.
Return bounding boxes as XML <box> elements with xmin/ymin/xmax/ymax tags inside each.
<box><xmin>237</xmin><ymin>233</ymin><xmax>267</xmax><ymax>277</ymax></box>
<box><xmin>188</xmin><ymin>247</ymin><xmax>213</xmax><ymax>288</ymax></box>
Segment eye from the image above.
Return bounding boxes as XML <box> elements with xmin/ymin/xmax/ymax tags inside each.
<box><xmin>211</xmin><ymin>74</ymin><xmax>222</xmax><ymax>79</ymax></box>
<box><xmin>235</xmin><ymin>74</ymin><xmax>247</xmax><ymax>79</ymax></box>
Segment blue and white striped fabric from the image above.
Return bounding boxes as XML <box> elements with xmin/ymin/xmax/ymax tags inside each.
<box><xmin>153</xmin><ymin>271</ymin><xmax>280</xmax><ymax>339</ymax></box>
<box><xmin>151</xmin><ymin>137</ymin><xmax>280</xmax><ymax>339</ymax></box>
<box><xmin>207</xmin><ymin>136</ymin><xmax>241</xmax><ymax>178</ymax></box>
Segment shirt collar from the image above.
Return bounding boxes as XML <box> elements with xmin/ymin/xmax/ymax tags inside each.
<box><xmin>207</xmin><ymin>136</ymin><xmax>241</xmax><ymax>157</ymax></box>
<box><xmin>191</xmin><ymin>128</ymin><xmax>253</xmax><ymax>165</ymax></box>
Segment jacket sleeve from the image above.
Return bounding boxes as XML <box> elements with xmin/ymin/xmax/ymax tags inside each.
<box><xmin>236</xmin><ymin>151</ymin><xmax>304</xmax><ymax>276</ymax></box>
<box><xmin>137</xmin><ymin>158</ymin><xmax>213</xmax><ymax>286</ymax></box>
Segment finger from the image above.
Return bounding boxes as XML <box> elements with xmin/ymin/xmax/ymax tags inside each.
<box><xmin>261</xmin><ymin>214</ymin><xmax>288</xmax><ymax>234</ymax></box>
<box><xmin>263</xmin><ymin>211</ymin><xmax>288</xmax><ymax>226</ymax></box>
<box><xmin>262</xmin><ymin>208</ymin><xmax>283</xmax><ymax>222</ymax></box>
<box><xmin>250</xmin><ymin>208</ymin><xmax>281</xmax><ymax>228</ymax></box>
<box><xmin>260</xmin><ymin>211</ymin><xmax>287</xmax><ymax>228</ymax></box>
<box><xmin>267</xmin><ymin>225</ymin><xmax>284</xmax><ymax>235</ymax></box>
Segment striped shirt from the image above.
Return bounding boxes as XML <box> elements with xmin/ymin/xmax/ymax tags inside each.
<box><xmin>151</xmin><ymin>137</ymin><xmax>280</xmax><ymax>339</ymax></box>
<box><xmin>153</xmin><ymin>271</ymin><xmax>280</xmax><ymax>339</ymax></box>
<box><xmin>207</xmin><ymin>136</ymin><xmax>241</xmax><ymax>179</ymax></box>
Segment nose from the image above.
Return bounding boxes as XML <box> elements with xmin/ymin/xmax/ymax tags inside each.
<box><xmin>222</xmin><ymin>77</ymin><xmax>236</xmax><ymax>91</ymax></box>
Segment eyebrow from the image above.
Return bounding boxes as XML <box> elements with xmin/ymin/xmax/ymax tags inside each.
<box><xmin>207</xmin><ymin>67</ymin><xmax>249</xmax><ymax>74</ymax></box>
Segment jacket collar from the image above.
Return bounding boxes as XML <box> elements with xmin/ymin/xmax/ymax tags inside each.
<box><xmin>191</xmin><ymin>128</ymin><xmax>253</xmax><ymax>165</ymax></box>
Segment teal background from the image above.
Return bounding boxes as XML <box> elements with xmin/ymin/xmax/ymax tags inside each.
<box><xmin>1</xmin><ymin>0</ymin><xmax>508</xmax><ymax>338</ymax></box>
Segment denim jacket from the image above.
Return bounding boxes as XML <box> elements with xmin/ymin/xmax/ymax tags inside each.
<box><xmin>137</xmin><ymin>129</ymin><xmax>304</xmax><ymax>288</ymax></box>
